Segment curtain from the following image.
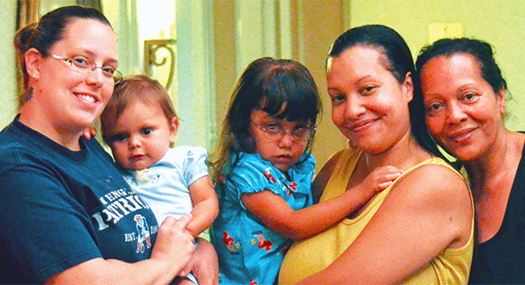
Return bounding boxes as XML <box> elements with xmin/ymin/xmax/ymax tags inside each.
<box><xmin>116</xmin><ymin>0</ymin><xmax>141</xmax><ymax>76</ymax></box>
<box><xmin>15</xmin><ymin>0</ymin><xmax>39</xmax><ymax>108</ymax></box>
<box><xmin>16</xmin><ymin>0</ymin><xmax>39</xmax><ymax>31</ymax></box>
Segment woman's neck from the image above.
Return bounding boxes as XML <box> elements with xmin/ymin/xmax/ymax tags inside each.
<box><xmin>465</xmin><ymin>130</ymin><xmax>523</xmax><ymax>194</ymax></box>
<box><xmin>361</xmin><ymin>131</ymin><xmax>431</xmax><ymax>172</ymax></box>
<box><xmin>19</xmin><ymin>109</ymin><xmax>83</xmax><ymax>151</ymax></box>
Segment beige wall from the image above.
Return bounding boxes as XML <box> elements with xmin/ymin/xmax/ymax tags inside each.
<box><xmin>0</xmin><ymin>1</ymin><xmax>18</xmax><ymax>128</ymax></box>
<box><xmin>298</xmin><ymin>1</ymin><xmax>348</xmax><ymax>170</ymax></box>
<box><xmin>213</xmin><ymin>0</ymin><xmax>237</xmax><ymax>134</ymax></box>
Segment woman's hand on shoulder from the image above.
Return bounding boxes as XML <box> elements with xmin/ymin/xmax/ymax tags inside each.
<box><xmin>357</xmin><ymin>165</ymin><xmax>403</xmax><ymax>198</ymax></box>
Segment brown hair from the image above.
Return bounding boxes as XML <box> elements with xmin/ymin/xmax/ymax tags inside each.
<box><xmin>100</xmin><ymin>74</ymin><xmax>177</xmax><ymax>143</ymax></box>
<box><xmin>209</xmin><ymin>57</ymin><xmax>321</xmax><ymax>184</ymax></box>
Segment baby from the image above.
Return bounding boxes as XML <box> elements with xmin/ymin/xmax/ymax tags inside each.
<box><xmin>100</xmin><ymin>74</ymin><xmax>219</xmax><ymax>284</ymax></box>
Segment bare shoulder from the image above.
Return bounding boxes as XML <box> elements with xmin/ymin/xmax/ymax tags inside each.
<box><xmin>383</xmin><ymin>162</ymin><xmax>472</xmax><ymax>248</ymax></box>
<box><xmin>392</xmin><ymin>162</ymin><xmax>470</xmax><ymax>206</ymax></box>
<box><xmin>513</xmin><ymin>131</ymin><xmax>525</xmax><ymax>154</ymax></box>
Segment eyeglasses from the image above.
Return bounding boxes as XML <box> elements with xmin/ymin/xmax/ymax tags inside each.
<box><xmin>50</xmin><ymin>54</ymin><xmax>123</xmax><ymax>84</ymax></box>
<box><xmin>252</xmin><ymin>121</ymin><xmax>315</xmax><ymax>142</ymax></box>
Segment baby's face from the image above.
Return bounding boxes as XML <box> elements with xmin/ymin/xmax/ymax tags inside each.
<box><xmin>104</xmin><ymin>99</ymin><xmax>178</xmax><ymax>170</ymax></box>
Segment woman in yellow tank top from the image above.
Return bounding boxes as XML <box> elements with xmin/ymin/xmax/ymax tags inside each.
<box><xmin>279</xmin><ymin>25</ymin><xmax>474</xmax><ymax>284</ymax></box>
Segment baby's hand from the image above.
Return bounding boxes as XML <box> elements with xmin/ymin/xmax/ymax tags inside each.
<box><xmin>361</xmin><ymin>166</ymin><xmax>403</xmax><ymax>195</ymax></box>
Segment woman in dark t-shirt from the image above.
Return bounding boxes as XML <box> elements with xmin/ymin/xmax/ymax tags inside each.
<box><xmin>0</xmin><ymin>5</ymin><xmax>217</xmax><ymax>284</ymax></box>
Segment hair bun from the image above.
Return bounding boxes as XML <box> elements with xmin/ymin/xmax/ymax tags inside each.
<box><xmin>14</xmin><ymin>23</ymin><xmax>37</xmax><ymax>54</ymax></box>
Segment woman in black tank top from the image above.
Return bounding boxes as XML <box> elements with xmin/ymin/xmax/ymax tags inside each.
<box><xmin>417</xmin><ymin>38</ymin><xmax>525</xmax><ymax>284</ymax></box>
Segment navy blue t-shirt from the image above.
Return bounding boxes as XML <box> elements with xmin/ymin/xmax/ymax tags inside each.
<box><xmin>0</xmin><ymin>117</ymin><xmax>159</xmax><ymax>283</ymax></box>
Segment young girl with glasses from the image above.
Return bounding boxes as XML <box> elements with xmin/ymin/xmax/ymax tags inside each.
<box><xmin>209</xmin><ymin>57</ymin><xmax>403</xmax><ymax>284</ymax></box>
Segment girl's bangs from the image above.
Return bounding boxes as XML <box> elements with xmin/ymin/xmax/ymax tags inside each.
<box><xmin>259</xmin><ymin>74</ymin><xmax>318</xmax><ymax>124</ymax></box>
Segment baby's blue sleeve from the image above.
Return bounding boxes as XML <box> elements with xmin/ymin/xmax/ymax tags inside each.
<box><xmin>182</xmin><ymin>146</ymin><xmax>209</xmax><ymax>186</ymax></box>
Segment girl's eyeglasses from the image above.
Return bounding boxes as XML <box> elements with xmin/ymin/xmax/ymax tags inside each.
<box><xmin>50</xmin><ymin>54</ymin><xmax>123</xmax><ymax>84</ymax></box>
<box><xmin>252</xmin><ymin>121</ymin><xmax>315</xmax><ymax>142</ymax></box>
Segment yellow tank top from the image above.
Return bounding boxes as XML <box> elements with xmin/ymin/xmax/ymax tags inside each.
<box><xmin>279</xmin><ymin>149</ymin><xmax>474</xmax><ymax>284</ymax></box>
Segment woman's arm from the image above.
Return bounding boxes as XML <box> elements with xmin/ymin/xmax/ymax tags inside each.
<box><xmin>45</xmin><ymin>215</ymin><xmax>196</xmax><ymax>285</ymax></box>
<box><xmin>241</xmin><ymin>156</ymin><xmax>402</xmax><ymax>240</ymax></box>
<box><xmin>299</xmin><ymin>164</ymin><xmax>473</xmax><ymax>284</ymax></box>
<box><xmin>188</xmin><ymin>176</ymin><xmax>219</xmax><ymax>237</ymax></box>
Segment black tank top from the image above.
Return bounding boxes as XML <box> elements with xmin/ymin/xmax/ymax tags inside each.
<box><xmin>469</xmin><ymin>139</ymin><xmax>525</xmax><ymax>284</ymax></box>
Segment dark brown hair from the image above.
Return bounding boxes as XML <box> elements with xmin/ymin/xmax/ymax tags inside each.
<box><xmin>210</xmin><ymin>57</ymin><xmax>321</xmax><ymax>184</ymax></box>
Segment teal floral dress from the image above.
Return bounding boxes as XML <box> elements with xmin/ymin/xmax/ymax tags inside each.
<box><xmin>211</xmin><ymin>152</ymin><xmax>315</xmax><ymax>284</ymax></box>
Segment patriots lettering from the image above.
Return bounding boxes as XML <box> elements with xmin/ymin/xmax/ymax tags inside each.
<box><xmin>92</xmin><ymin>190</ymin><xmax>151</xmax><ymax>230</ymax></box>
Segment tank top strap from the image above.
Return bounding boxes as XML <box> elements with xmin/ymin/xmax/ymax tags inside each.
<box><xmin>320</xmin><ymin>149</ymin><xmax>362</xmax><ymax>202</ymax></box>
